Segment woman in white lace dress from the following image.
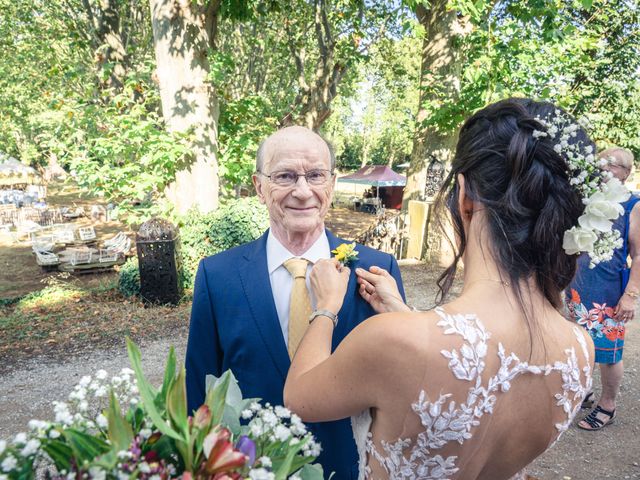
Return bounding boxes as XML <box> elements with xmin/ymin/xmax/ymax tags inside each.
<box><xmin>284</xmin><ymin>99</ymin><xmax>597</xmax><ymax>480</ymax></box>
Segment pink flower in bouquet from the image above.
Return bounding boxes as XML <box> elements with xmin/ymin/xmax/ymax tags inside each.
<box><xmin>202</xmin><ymin>427</ymin><xmax>247</xmax><ymax>475</ymax></box>
<box><xmin>193</xmin><ymin>405</ymin><xmax>212</xmax><ymax>429</ymax></box>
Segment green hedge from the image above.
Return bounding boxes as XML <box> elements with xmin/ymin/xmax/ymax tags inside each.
<box><xmin>117</xmin><ymin>198</ymin><xmax>269</xmax><ymax>296</ymax></box>
<box><xmin>179</xmin><ymin>197</ymin><xmax>270</xmax><ymax>287</ymax></box>
<box><xmin>118</xmin><ymin>257</ymin><xmax>140</xmax><ymax>297</ymax></box>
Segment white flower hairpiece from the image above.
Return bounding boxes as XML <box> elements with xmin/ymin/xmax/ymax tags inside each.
<box><xmin>533</xmin><ymin>110</ymin><xmax>630</xmax><ymax>268</ymax></box>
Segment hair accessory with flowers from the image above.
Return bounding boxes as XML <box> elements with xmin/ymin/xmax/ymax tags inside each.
<box><xmin>332</xmin><ymin>242</ymin><xmax>359</xmax><ymax>266</ymax></box>
<box><xmin>532</xmin><ymin>110</ymin><xmax>630</xmax><ymax>268</ymax></box>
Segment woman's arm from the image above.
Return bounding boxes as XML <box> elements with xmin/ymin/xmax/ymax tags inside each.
<box><xmin>616</xmin><ymin>202</ymin><xmax>640</xmax><ymax>322</ymax></box>
<box><xmin>284</xmin><ymin>259</ymin><xmax>384</xmax><ymax>421</ymax></box>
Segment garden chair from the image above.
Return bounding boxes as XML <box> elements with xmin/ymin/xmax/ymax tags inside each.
<box><xmin>31</xmin><ymin>236</ymin><xmax>55</xmax><ymax>252</ymax></box>
<box><xmin>77</xmin><ymin>226</ymin><xmax>96</xmax><ymax>242</ymax></box>
<box><xmin>0</xmin><ymin>204</ymin><xmax>17</xmax><ymax>226</ymax></box>
<box><xmin>33</xmin><ymin>247</ymin><xmax>60</xmax><ymax>267</ymax></box>
<box><xmin>16</xmin><ymin>220</ymin><xmax>43</xmax><ymax>240</ymax></box>
<box><xmin>103</xmin><ymin>232</ymin><xmax>131</xmax><ymax>255</ymax></box>
<box><xmin>103</xmin><ymin>231</ymin><xmax>127</xmax><ymax>248</ymax></box>
<box><xmin>98</xmin><ymin>249</ymin><xmax>119</xmax><ymax>263</ymax></box>
<box><xmin>51</xmin><ymin>224</ymin><xmax>75</xmax><ymax>244</ymax></box>
<box><xmin>70</xmin><ymin>249</ymin><xmax>93</xmax><ymax>265</ymax></box>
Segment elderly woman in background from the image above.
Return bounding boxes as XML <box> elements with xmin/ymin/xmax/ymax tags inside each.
<box><xmin>567</xmin><ymin>147</ymin><xmax>640</xmax><ymax>430</ymax></box>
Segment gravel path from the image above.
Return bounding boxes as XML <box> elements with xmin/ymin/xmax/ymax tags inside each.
<box><xmin>1</xmin><ymin>264</ymin><xmax>639</xmax><ymax>479</ymax></box>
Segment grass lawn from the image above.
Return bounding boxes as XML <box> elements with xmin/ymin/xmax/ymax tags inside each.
<box><xmin>0</xmin><ymin>276</ymin><xmax>191</xmax><ymax>373</ymax></box>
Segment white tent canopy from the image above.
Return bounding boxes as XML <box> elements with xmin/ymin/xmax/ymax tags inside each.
<box><xmin>0</xmin><ymin>153</ymin><xmax>42</xmax><ymax>186</ymax></box>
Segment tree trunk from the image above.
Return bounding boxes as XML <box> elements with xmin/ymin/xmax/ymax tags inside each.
<box><xmin>403</xmin><ymin>2</ymin><xmax>467</xmax><ymax>205</ymax></box>
<box><xmin>149</xmin><ymin>0</ymin><xmax>220</xmax><ymax>214</ymax></box>
<box><xmin>95</xmin><ymin>0</ymin><xmax>128</xmax><ymax>90</ymax></box>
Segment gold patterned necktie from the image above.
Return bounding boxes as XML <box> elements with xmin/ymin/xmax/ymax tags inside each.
<box><xmin>283</xmin><ymin>257</ymin><xmax>312</xmax><ymax>359</ymax></box>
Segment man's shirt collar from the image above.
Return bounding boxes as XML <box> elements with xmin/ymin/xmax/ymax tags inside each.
<box><xmin>266</xmin><ymin>230</ymin><xmax>330</xmax><ymax>274</ymax></box>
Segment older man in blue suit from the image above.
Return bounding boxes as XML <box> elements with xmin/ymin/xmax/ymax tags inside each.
<box><xmin>185</xmin><ymin>126</ymin><xmax>405</xmax><ymax>479</ymax></box>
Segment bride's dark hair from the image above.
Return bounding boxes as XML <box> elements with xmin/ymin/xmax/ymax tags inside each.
<box><xmin>435</xmin><ymin>98</ymin><xmax>590</xmax><ymax>309</ymax></box>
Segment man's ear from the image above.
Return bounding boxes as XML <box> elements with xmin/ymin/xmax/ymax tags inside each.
<box><xmin>253</xmin><ymin>174</ymin><xmax>266</xmax><ymax>204</ymax></box>
<box><xmin>457</xmin><ymin>173</ymin><xmax>474</xmax><ymax>225</ymax></box>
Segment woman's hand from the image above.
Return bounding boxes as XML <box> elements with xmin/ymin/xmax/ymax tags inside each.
<box><xmin>356</xmin><ymin>266</ymin><xmax>410</xmax><ymax>313</ymax></box>
<box><xmin>310</xmin><ymin>258</ymin><xmax>350</xmax><ymax>314</ymax></box>
<box><xmin>614</xmin><ymin>294</ymin><xmax>636</xmax><ymax>323</ymax></box>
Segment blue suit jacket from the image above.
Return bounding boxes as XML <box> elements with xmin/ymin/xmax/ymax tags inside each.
<box><xmin>185</xmin><ymin>229</ymin><xmax>405</xmax><ymax>479</ymax></box>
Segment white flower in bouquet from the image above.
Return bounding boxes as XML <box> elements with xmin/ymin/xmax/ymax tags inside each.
<box><xmin>1</xmin><ymin>455</ymin><xmax>17</xmax><ymax>472</ymax></box>
<box><xmin>249</xmin><ymin>468</ymin><xmax>275</xmax><ymax>480</ymax></box>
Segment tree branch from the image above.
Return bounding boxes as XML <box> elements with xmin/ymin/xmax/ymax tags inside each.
<box><xmin>205</xmin><ymin>0</ymin><xmax>222</xmax><ymax>50</ymax></box>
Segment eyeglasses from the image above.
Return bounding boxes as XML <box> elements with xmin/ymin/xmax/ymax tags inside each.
<box><xmin>608</xmin><ymin>163</ymin><xmax>631</xmax><ymax>172</ymax></box>
<box><xmin>258</xmin><ymin>169</ymin><xmax>334</xmax><ymax>187</ymax></box>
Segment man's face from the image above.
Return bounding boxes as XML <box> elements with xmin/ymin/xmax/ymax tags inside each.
<box><xmin>602</xmin><ymin>154</ymin><xmax>631</xmax><ymax>183</ymax></box>
<box><xmin>253</xmin><ymin>131</ymin><xmax>334</xmax><ymax>240</ymax></box>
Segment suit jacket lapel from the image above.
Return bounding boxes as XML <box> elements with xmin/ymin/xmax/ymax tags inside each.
<box><xmin>327</xmin><ymin>230</ymin><xmax>358</xmax><ymax>343</ymax></box>
<box><xmin>238</xmin><ymin>231</ymin><xmax>290</xmax><ymax>380</ymax></box>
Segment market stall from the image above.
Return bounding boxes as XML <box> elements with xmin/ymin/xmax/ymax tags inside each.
<box><xmin>337</xmin><ymin>165</ymin><xmax>406</xmax><ymax>211</ymax></box>
<box><xmin>0</xmin><ymin>153</ymin><xmax>46</xmax><ymax>206</ymax></box>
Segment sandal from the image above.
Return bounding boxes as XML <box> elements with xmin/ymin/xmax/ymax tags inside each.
<box><xmin>578</xmin><ymin>405</ymin><xmax>616</xmax><ymax>431</ymax></box>
<box><xmin>581</xmin><ymin>391</ymin><xmax>595</xmax><ymax>409</ymax></box>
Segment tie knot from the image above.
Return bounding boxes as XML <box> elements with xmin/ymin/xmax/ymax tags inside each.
<box><xmin>283</xmin><ymin>258</ymin><xmax>309</xmax><ymax>279</ymax></box>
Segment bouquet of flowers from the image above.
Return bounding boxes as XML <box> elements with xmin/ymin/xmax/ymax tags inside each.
<box><xmin>0</xmin><ymin>339</ymin><xmax>323</xmax><ymax>480</ymax></box>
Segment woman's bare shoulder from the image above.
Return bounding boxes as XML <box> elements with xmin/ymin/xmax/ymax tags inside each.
<box><xmin>349</xmin><ymin>309</ymin><xmax>449</xmax><ymax>363</ymax></box>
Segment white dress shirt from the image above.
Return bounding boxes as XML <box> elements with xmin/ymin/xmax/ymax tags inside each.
<box><xmin>266</xmin><ymin>230</ymin><xmax>331</xmax><ymax>345</ymax></box>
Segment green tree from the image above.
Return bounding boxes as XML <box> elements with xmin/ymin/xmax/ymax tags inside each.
<box><xmin>403</xmin><ymin>0</ymin><xmax>640</xmax><ymax>205</ymax></box>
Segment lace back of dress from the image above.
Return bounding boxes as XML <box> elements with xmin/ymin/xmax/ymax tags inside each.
<box><xmin>353</xmin><ymin>307</ymin><xmax>592</xmax><ymax>480</ymax></box>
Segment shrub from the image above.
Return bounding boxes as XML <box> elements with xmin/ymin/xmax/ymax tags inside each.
<box><xmin>118</xmin><ymin>257</ymin><xmax>140</xmax><ymax>298</ymax></box>
<box><xmin>179</xmin><ymin>197</ymin><xmax>270</xmax><ymax>286</ymax></box>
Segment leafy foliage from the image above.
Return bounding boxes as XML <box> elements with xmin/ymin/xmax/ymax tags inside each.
<box><xmin>178</xmin><ymin>197</ymin><xmax>270</xmax><ymax>285</ymax></box>
<box><xmin>439</xmin><ymin>0</ymin><xmax>640</xmax><ymax>155</ymax></box>
<box><xmin>118</xmin><ymin>258</ymin><xmax>141</xmax><ymax>298</ymax></box>
<box><xmin>1</xmin><ymin>0</ymin><xmax>638</xmax><ymax>220</ymax></box>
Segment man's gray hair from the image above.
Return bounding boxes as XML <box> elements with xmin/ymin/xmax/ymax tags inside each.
<box><xmin>599</xmin><ymin>146</ymin><xmax>634</xmax><ymax>170</ymax></box>
<box><xmin>255</xmin><ymin>131</ymin><xmax>337</xmax><ymax>172</ymax></box>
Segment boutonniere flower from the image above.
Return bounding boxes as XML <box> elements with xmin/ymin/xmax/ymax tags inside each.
<box><xmin>332</xmin><ymin>242</ymin><xmax>359</xmax><ymax>266</ymax></box>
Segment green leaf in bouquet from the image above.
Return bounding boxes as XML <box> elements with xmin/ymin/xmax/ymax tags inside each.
<box><xmin>125</xmin><ymin>405</ymin><xmax>146</xmax><ymax>433</ymax></box>
<box><xmin>159</xmin><ymin>346</ymin><xmax>177</xmax><ymax>412</ymax></box>
<box><xmin>61</xmin><ymin>428</ymin><xmax>110</xmax><ymax>464</ymax></box>
<box><xmin>147</xmin><ymin>434</ymin><xmax>177</xmax><ymax>463</ymax></box>
<box><xmin>205</xmin><ymin>370</ymin><xmax>243</xmax><ymax>409</ymax></box>
<box><xmin>166</xmin><ymin>367</ymin><xmax>189</xmax><ymax>436</ymax></box>
<box><xmin>221</xmin><ymin>404</ymin><xmax>241</xmax><ymax>436</ymax></box>
<box><xmin>92</xmin><ymin>449</ymin><xmax>119</xmax><ymax>471</ymax></box>
<box><xmin>41</xmin><ymin>439</ymin><xmax>73</xmax><ymax>472</ymax></box>
<box><xmin>11</xmin><ymin>458</ymin><xmax>37</xmax><ymax>480</ymax></box>
<box><xmin>204</xmin><ymin>371</ymin><xmax>231</xmax><ymax>424</ymax></box>
<box><xmin>297</xmin><ymin>464</ymin><xmax>325</xmax><ymax>480</ymax></box>
<box><xmin>287</xmin><ymin>453</ymin><xmax>316</xmax><ymax>476</ymax></box>
<box><xmin>107</xmin><ymin>390</ymin><xmax>134</xmax><ymax>452</ymax></box>
<box><xmin>126</xmin><ymin>338</ymin><xmax>183</xmax><ymax>441</ymax></box>
<box><xmin>273</xmin><ymin>443</ymin><xmax>300</xmax><ymax>480</ymax></box>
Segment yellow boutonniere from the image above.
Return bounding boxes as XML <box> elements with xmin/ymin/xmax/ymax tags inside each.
<box><xmin>332</xmin><ymin>242</ymin><xmax>359</xmax><ymax>266</ymax></box>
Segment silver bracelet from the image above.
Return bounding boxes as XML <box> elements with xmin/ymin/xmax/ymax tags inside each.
<box><xmin>308</xmin><ymin>309</ymin><xmax>338</xmax><ymax>327</ymax></box>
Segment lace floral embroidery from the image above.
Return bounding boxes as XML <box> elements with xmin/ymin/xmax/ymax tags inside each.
<box><xmin>358</xmin><ymin>308</ymin><xmax>592</xmax><ymax>480</ymax></box>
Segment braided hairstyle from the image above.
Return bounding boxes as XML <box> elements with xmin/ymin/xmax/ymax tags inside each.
<box><xmin>435</xmin><ymin>98</ymin><xmax>590</xmax><ymax>310</ymax></box>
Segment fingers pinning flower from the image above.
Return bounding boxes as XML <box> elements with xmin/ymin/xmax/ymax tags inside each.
<box><xmin>332</xmin><ymin>242</ymin><xmax>359</xmax><ymax>266</ymax></box>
